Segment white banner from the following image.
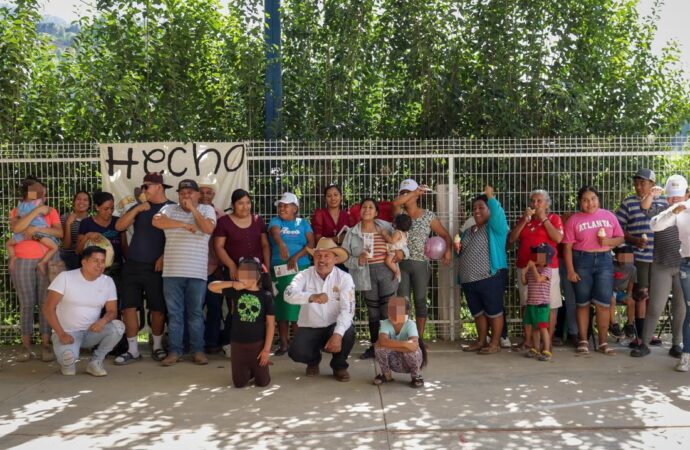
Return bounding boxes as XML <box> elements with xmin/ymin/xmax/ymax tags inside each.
<box><xmin>100</xmin><ymin>142</ymin><xmax>248</xmax><ymax>212</ymax></box>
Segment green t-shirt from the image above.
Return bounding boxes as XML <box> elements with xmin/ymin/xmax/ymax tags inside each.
<box><xmin>379</xmin><ymin>318</ymin><xmax>419</xmax><ymax>341</ymax></box>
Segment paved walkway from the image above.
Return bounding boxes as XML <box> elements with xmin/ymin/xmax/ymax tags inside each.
<box><xmin>1</xmin><ymin>341</ymin><xmax>689</xmax><ymax>449</ymax></box>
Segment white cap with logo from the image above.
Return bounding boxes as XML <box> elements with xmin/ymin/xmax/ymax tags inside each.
<box><xmin>665</xmin><ymin>175</ymin><xmax>688</xmax><ymax>198</ymax></box>
<box><xmin>399</xmin><ymin>179</ymin><xmax>419</xmax><ymax>194</ymax></box>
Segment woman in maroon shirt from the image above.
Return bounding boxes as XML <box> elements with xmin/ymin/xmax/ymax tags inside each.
<box><xmin>311</xmin><ymin>184</ymin><xmax>356</xmax><ymax>245</ymax></box>
<box><xmin>214</xmin><ymin>189</ymin><xmax>271</xmax><ymax>280</ymax></box>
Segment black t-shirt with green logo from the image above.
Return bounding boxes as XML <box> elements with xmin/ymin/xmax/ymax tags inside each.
<box><xmin>223</xmin><ymin>288</ymin><xmax>275</xmax><ymax>344</ymax></box>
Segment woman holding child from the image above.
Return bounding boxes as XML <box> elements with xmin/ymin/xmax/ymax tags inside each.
<box><xmin>563</xmin><ymin>186</ymin><xmax>624</xmax><ymax>355</ymax></box>
<box><xmin>343</xmin><ymin>198</ymin><xmax>404</xmax><ymax>359</ymax></box>
<box><xmin>9</xmin><ymin>176</ymin><xmax>63</xmax><ymax>362</ymax></box>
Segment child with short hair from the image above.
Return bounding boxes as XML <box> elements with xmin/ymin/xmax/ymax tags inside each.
<box><xmin>379</xmin><ymin>214</ymin><xmax>411</xmax><ymax>281</ymax></box>
<box><xmin>6</xmin><ymin>181</ymin><xmax>59</xmax><ymax>274</ymax></box>
<box><xmin>373</xmin><ymin>296</ymin><xmax>428</xmax><ymax>387</ymax></box>
<box><xmin>209</xmin><ymin>258</ymin><xmax>275</xmax><ymax>388</ymax></box>
<box><xmin>610</xmin><ymin>246</ymin><xmax>637</xmax><ymax>339</ymax></box>
<box><xmin>522</xmin><ymin>242</ymin><xmax>555</xmax><ymax>361</ymax></box>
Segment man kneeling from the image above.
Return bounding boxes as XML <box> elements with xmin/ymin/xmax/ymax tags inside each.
<box><xmin>285</xmin><ymin>238</ymin><xmax>356</xmax><ymax>381</ymax></box>
<box><xmin>43</xmin><ymin>246</ymin><xmax>124</xmax><ymax>376</ymax></box>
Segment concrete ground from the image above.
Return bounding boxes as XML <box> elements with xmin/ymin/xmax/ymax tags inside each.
<box><xmin>1</xmin><ymin>340</ymin><xmax>690</xmax><ymax>450</ymax></box>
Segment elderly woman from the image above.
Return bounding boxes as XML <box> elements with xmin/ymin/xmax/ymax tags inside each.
<box><xmin>9</xmin><ymin>177</ymin><xmax>63</xmax><ymax>362</ymax></box>
<box><xmin>563</xmin><ymin>186</ymin><xmax>624</xmax><ymax>355</ymax></box>
<box><xmin>456</xmin><ymin>186</ymin><xmax>509</xmax><ymax>354</ymax></box>
<box><xmin>268</xmin><ymin>192</ymin><xmax>314</xmax><ymax>355</ymax></box>
<box><xmin>392</xmin><ymin>179</ymin><xmax>452</xmax><ymax>337</ymax></box>
<box><xmin>508</xmin><ymin>189</ymin><xmax>564</xmax><ymax>349</ymax></box>
<box><xmin>343</xmin><ymin>198</ymin><xmax>406</xmax><ymax>359</ymax></box>
<box><xmin>312</xmin><ymin>184</ymin><xmax>356</xmax><ymax>245</ymax></box>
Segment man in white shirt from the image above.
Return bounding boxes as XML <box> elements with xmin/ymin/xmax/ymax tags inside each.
<box><xmin>43</xmin><ymin>246</ymin><xmax>124</xmax><ymax>376</ymax></box>
<box><xmin>285</xmin><ymin>238</ymin><xmax>356</xmax><ymax>381</ymax></box>
<box><xmin>153</xmin><ymin>179</ymin><xmax>216</xmax><ymax>366</ymax></box>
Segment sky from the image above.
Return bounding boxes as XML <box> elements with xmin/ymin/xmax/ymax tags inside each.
<box><xmin>34</xmin><ymin>0</ymin><xmax>690</xmax><ymax>73</ymax></box>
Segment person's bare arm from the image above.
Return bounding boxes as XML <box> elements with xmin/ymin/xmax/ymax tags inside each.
<box><xmin>115</xmin><ymin>202</ymin><xmax>150</xmax><ymax>231</ymax></box>
<box><xmin>89</xmin><ymin>299</ymin><xmax>117</xmax><ymax>333</ymax></box>
<box><xmin>152</xmin><ymin>213</ymin><xmax>196</xmax><ymax>232</ymax></box>
<box><xmin>259</xmin><ymin>315</ymin><xmax>275</xmax><ymax>367</ymax></box>
<box><xmin>376</xmin><ymin>332</ymin><xmax>419</xmax><ymax>353</ymax></box>
<box><xmin>214</xmin><ymin>236</ymin><xmax>238</xmax><ymax>280</ymax></box>
<box><xmin>11</xmin><ymin>205</ymin><xmax>50</xmax><ymax>233</ymax></box>
<box><xmin>270</xmin><ymin>225</ymin><xmax>289</xmax><ymax>261</ymax></box>
<box><xmin>43</xmin><ymin>289</ymin><xmax>73</xmax><ymax>345</ymax></box>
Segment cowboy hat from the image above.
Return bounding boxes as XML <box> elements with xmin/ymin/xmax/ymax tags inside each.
<box><xmin>307</xmin><ymin>237</ymin><xmax>349</xmax><ymax>264</ymax></box>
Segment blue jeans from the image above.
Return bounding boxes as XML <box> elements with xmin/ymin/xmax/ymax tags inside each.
<box><xmin>572</xmin><ymin>251</ymin><xmax>614</xmax><ymax>307</ymax></box>
<box><xmin>51</xmin><ymin>320</ymin><xmax>125</xmax><ymax>367</ymax></box>
<box><xmin>558</xmin><ymin>257</ymin><xmax>579</xmax><ymax>335</ymax></box>
<box><xmin>204</xmin><ymin>270</ymin><xmax>228</xmax><ymax>348</ymax></box>
<box><xmin>676</xmin><ymin>260</ymin><xmax>690</xmax><ymax>353</ymax></box>
<box><xmin>164</xmin><ymin>277</ymin><xmax>207</xmax><ymax>355</ymax></box>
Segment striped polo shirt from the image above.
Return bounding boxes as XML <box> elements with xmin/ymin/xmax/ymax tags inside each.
<box><xmin>616</xmin><ymin>195</ymin><xmax>668</xmax><ymax>263</ymax></box>
<box><xmin>160</xmin><ymin>203</ymin><xmax>216</xmax><ymax>280</ymax></box>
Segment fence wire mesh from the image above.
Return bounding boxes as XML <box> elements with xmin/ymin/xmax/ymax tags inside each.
<box><xmin>1</xmin><ymin>137</ymin><xmax>690</xmax><ymax>343</ymax></box>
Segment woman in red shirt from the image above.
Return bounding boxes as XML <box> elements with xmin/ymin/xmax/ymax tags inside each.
<box><xmin>311</xmin><ymin>184</ymin><xmax>356</xmax><ymax>245</ymax></box>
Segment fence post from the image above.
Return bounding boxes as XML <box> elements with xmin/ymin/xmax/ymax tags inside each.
<box><xmin>448</xmin><ymin>155</ymin><xmax>456</xmax><ymax>341</ymax></box>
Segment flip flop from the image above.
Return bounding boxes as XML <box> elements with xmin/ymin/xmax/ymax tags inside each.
<box><xmin>152</xmin><ymin>348</ymin><xmax>167</xmax><ymax>362</ymax></box>
<box><xmin>576</xmin><ymin>340</ymin><xmax>590</xmax><ymax>354</ymax></box>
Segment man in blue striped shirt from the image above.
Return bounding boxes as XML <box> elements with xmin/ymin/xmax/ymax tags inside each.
<box><xmin>615</xmin><ymin>169</ymin><xmax>667</xmax><ymax>344</ymax></box>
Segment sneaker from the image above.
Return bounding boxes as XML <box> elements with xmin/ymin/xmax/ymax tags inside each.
<box><xmin>16</xmin><ymin>347</ymin><xmax>31</xmax><ymax>362</ymax></box>
<box><xmin>86</xmin><ymin>360</ymin><xmax>108</xmax><ymax>377</ymax></box>
<box><xmin>669</xmin><ymin>345</ymin><xmax>683</xmax><ymax>358</ymax></box>
<box><xmin>630</xmin><ymin>344</ymin><xmax>650</xmax><ymax>357</ymax></box>
<box><xmin>500</xmin><ymin>337</ymin><xmax>512</xmax><ymax>348</ymax></box>
<box><xmin>222</xmin><ymin>344</ymin><xmax>231</xmax><ymax>359</ymax></box>
<box><xmin>60</xmin><ymin>364</ymin><xmax>76</xmax><ymax>376</ymax></box>
<box><xmin>675</xmin><ymin>353</ymin><xmax>690</xmax><ymax>372</ymax></box>
<box><xmin>609</xmin><ymin>323</ymin><xmax>623</xmax><ymax>338</ymax></box>
<box><xmin>359</xmin><ymin>346</ymin><xmax>375</xmax><ymax>360</ymax></box>
<box><xmin>650</xmin><ymin>337</ymin><xmax>663</xmax><ymax>346</ymax></box>
<box><xmin>623</xmin><ymin>323</ymin><xmax>636</xmax><ymax>338</ymax></box>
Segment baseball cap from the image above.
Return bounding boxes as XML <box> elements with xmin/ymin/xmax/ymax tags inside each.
<box><xmin>665</xmin><ymin>175</ymin><xmax>688</xmax><ymax>197</ymax></box>
<box><xmin>633</xmin><ymin>168</ymin><xmax>656</xmax><ymax>182</ymax></box>
<box><xmin>399</xmin><ymin>179</ymin><xmax>419</xmax><ymax>193</ymax></box>
<box><xmin>143</xmin><ymin>172</ymin><xmax>172</xmax><ymax>189</ymax></box>
<box><xmin>177</xmin><ymin>179</ymin><xmax>199</xmax><ymax>192</ymax></box>
<box><xmin>274</xmin><ymin>192</ymin><xmax>299</xmax><ymax>207</ymax></box>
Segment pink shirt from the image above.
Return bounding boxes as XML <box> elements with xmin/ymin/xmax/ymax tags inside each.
<box><xmin>563</xmin><ymin>209</ymin><xmax>624</xmax><ymax>252</ymax></box>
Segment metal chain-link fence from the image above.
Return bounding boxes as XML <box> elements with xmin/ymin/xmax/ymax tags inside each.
<box><xmin>2</xmin><ymin>137</ymin><xmax>689</xmax><ymax>343</ymax></box>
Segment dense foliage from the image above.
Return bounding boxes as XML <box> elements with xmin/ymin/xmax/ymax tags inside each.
<box><xmin>0</xmin><ymin>0</ymin><xmax>689</xmax><ymax>143</ymax></box>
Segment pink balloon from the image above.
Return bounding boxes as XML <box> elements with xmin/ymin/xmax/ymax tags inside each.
<box><xmin>424</xmin><ymin>236</ymin><xmax>447</xmax><ymax>260</ymax></box>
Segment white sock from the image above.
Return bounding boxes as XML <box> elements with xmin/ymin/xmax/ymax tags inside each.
<box><xmin>127</xmin><ymin>337</ymin><xmax>139</xmax><ymax>357</ymax></box>
<box><xmin>152</xmin><ymin>334</ymin><xmax>163</xmax><ymax>351</ymax></box>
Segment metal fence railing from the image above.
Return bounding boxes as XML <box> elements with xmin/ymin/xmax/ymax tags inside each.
<box><xmin>2</xmin><ymin>137</ymin><xmax>690</xmax><ymax>343</ymax></box>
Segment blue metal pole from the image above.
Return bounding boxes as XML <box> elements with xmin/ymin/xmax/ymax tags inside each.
<box><xmin>264</xmin><ymin>0</ymin><xmax>282</xmax><ymax>139</ymax></box>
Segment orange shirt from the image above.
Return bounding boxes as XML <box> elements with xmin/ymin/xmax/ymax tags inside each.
<box><xmin>9</xmin><ymin>207</ymin><xmax>60</xmax><ymax>259</ymax></box>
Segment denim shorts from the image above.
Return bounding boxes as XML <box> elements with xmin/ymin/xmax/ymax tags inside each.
<box><xmin>461</xmin><ymin>269</ymin><xmax>506</xmax><ymax>318</ymax></box>
<box><xmin>572</xmin><ymin>250</ymin><xmax>614</xmax><ymax>307</ymax></box>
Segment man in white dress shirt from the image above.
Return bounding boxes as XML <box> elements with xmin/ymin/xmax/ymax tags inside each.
<box><xmin>285</xmin><ymin>238</ymin><xmax>356</xmax><ymax>381</ymax></box>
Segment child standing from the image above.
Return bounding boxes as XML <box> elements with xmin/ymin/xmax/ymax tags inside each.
<box><xmin>6</xmin><ymin>181</ymin><xmax>59</xmax><ymax>275</ymax></box>
<box><xmin>609</xmin><ymin>246</ymin><xmax>637</xmax><ymax>339</ymax></box>
<box><xmin>379</xmin><ymin>214</ymin><xmax>412</xmax><ymax>281</ymax></box>
<box><xmin>209</xmin><ymin>258</ymin><xmax>275</xmax><ymax>388</ymax></box>
<box><xmin>522</xmin><ymin>243</ymin><xmax>555</xmax><ymax>361</ymax></box>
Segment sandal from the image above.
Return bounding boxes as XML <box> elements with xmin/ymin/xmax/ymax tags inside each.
<box><xmin>410</xmin><ymin>376</ymin><xmax>424</xmax><ymax>388</ymax></box>
<box><xmin>274</xmin><ymin>346</ymin><xmax>289</xmax><ymax>356</ymax></box>
<box><xmin>463</xmin><ymin>341</ymin><xmax>484</xmax><ymax>352</ymax></box>
<box><xmin>478</xmin><ymin>345</ymin><xmax>499</xmax><ymax>355</ymax></box>
<box><xmin>152</xmin><ymin>348</ymin><xmax>167</xmax><ymax>362</ymax></box>
<box><xmin>524</xmin><ymin>348</ymin><xmax>539</xmax><ymax>358</ymax></box>
<box><xmin>114</xmin><ymin>352</ymin><xmax>143</xmax><ymax>366</ymax></box>
<box><xmin>537</xmin><ymin>350</ymin><xmax>552</xmax><ymax>361</ymax></box>
<box><xmin>373</xmin><ymin>373</ymin><xmax>393</xmax><ymax>385</ymax></box>
<box><xmin>576</xmin><ymin>340</ymin><xmax>589</xmax><ymax>354</ymax></box>
<box><xmin>597</xmin><ymin>343</ymin><xmax>615</xmax><ymax>356</ymax></box>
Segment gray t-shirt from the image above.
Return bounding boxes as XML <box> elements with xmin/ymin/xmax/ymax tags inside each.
<box><xmin>458</xmin><ymin>225</ymin><xmax>491</xmax><ymax>283</ymax></box>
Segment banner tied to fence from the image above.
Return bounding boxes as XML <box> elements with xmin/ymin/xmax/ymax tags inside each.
<box><xmin>99</xmin><ymin>142</ymin><xmax>248</xmax><ymax>212</ymax></box>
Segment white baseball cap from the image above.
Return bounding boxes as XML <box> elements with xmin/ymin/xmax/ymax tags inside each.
<box><xmin>665</xmin><ymin>175</ymin><xmax>688</xmax><ymax>197</ymax></box>
<box><xmin>275</xmin><ymin>192</ymin><xmax>299</xmax><ymax>207</ymax></box>
<box><xmin>399</xmin><ymin>179</ymin><xmax>419</xmax><ymax>193</ymax></box>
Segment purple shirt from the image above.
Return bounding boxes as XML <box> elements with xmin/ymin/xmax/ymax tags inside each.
<box><xmin>213</xmin><ymin>214</ymin><xmax>267</xmax><ymax>265</ymax></box>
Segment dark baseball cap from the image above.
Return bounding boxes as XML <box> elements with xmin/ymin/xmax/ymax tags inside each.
<box><xmin>143</xmin><ymin>172</ymin><xmax>172</xmax><ymax>189</ymax></box>
<box><xmin>633</xmin><ymin>168</ymin><xmax>656</xmax><ymax>182</ymax></box>
<box><xmin>177</xmin><ymin>179</ymin><xmax>199</xmax><ymax>192</ymax></box>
